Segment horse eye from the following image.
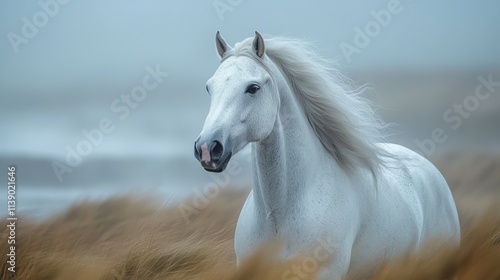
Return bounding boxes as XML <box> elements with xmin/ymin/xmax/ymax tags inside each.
<box><xmin>205</xmin><ymin>85</ymin><xmax>210</xmax><ymax>95</ymax></box>
<box><xmin>245</xmin><ymin>84</ymin><xmax>260</xmax><ymax>94</ymax></box>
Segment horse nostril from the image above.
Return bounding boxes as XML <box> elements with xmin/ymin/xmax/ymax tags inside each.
<box><xmin>211</xmin><ymin>140</ymin><xmax>224</xmax><ymax>161</ymax></box>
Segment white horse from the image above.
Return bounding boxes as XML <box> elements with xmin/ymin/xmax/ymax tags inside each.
<box><xmin>194</xmin><ymin>31</ymin><xmax>460</xmax><ymax>279</ymax></box>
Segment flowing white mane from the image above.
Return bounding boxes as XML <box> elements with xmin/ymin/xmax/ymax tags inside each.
<box><xmin>225</xmin><ymin>36</ymin><xmax>389</xmax><ymax>177</ymax></box>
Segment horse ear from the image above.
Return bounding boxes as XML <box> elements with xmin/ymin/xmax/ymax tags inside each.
<box><xmin>252</xmin><ymin>31</ymin><xmax>265</xmax><ymax>58</ymax></box>
<box><xmin>215</xmin><ymin>31</ymin><xmax>230</xmax><ymax>58</ymax></box>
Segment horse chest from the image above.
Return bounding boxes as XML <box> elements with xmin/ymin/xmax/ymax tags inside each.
<box><xmin>234</xmin><ymin>190</ymin><xmax>331</xmax><ymax>261</ymax></box>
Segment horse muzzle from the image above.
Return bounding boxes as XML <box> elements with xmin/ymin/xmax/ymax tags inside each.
<box><xmin>194</xmin><ymin>138</ymin><xmax>233</xmax><ymax>173</ymax></box>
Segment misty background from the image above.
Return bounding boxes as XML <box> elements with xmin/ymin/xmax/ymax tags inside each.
<box><xmin>1</xmin><ymin>0</ymin><xmax>499</xmax><ymax>218</ymax></box>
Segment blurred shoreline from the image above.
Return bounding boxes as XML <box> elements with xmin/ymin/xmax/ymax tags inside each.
<box><xmin>1</xmin><ymin>70</ymin><xmax>499</xmax><ymax>218</ymax></box>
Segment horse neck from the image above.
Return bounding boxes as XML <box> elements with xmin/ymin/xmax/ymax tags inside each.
<box><xmin>250</xmin><ymin>69</ymin><xmax>338</xmax><ymax>227</ymax></box>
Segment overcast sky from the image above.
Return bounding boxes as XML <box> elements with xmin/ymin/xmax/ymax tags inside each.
<box><xmin>1</xmin><ymin>0</ymin><xmax>500</xmax><ymax>91</ymax></box>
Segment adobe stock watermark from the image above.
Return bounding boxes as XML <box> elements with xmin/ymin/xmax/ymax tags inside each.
<box><xmin>282</xmin><ymin>236</ymin><xmax>337</xmax><ymax>280</ymax></box>
<box><xmin>178</xmin><ymin>159</ymin><xmax>243</xmax><ymax>223</ymax></box>
<box><xmin>415</xmin><ymin>74</ymin><xmax>499</xmax><ymax>156</ymax></box>
<box><xmin>7</xmin><ymin>0</ymin><xmax>72</xmax><ymax>54</ymax></box>
<box><xmin>213</xmin><ymin>0</ymin><xmax>243</xmax><ymax>21</ymax></box>
<box><xmin>340</xmin><ymin>0</ymin><xmax>410</xmax><ymax>64</ymax></box>
<box><xmin>51</xmin><ymin>65</ymin><xmax>169</xmax><ymax>182</ymax></box>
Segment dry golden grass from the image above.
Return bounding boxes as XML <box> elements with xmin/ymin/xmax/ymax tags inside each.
<box><xmin>369</xmin><ymin>209</ymin><xmax>500</xmax><ymax>280</ymax></box>
<box><xmin>1</xmin><ymin>153</ymin><xmax>499</xmax><ymax>279</ymax></box>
